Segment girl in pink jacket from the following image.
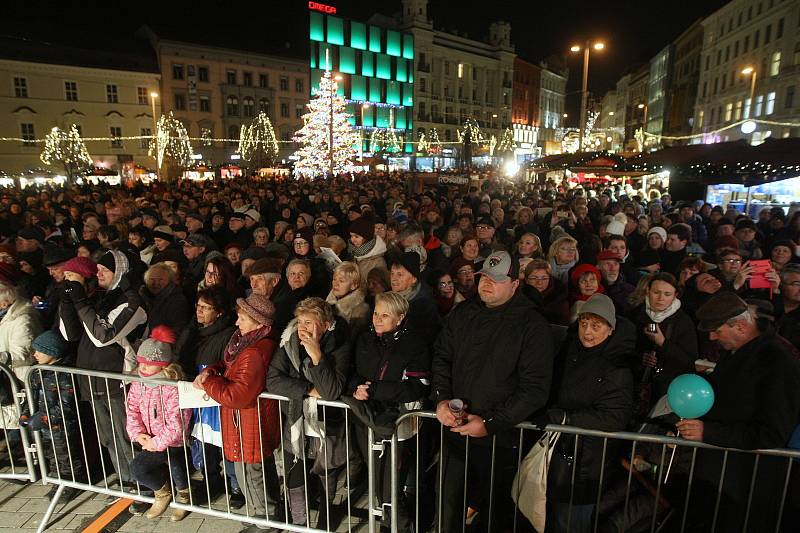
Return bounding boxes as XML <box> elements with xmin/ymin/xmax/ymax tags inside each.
<box><xmin>125</xmin><ymin>326</ymin><xmax>192</xmax><ymax>522</ymax></box>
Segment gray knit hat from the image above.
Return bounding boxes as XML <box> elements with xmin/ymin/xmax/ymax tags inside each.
<box><xmin>136</xmin><ymin>325</ymin><xmax>176</xmax><ymax>366</ymax></box>
<box><xmin>578</xmin><ymin>293</ymin><xmax>617</xmax><ymax>329</ymax></box>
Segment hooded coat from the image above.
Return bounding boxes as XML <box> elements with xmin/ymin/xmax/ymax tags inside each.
<box><xmin>326</xmin><ymin>288</ymin><xmax>371</xmax><ymax>340</ymax></box>
<box><xmin>0</xmin><ymin>298</ymin><xmax>41</xmax><ymax>429</ymax></box>
<box><xmin>352</xmin><ymin>236</ymin><xmax>388</xmax><ymax>288</ymax></box>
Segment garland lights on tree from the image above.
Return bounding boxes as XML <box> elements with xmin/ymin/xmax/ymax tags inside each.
<box><xmin>292</xmin><ymin>70</ymin><xmax>359</xmax><ymax>178</ymax></box>
<box><xmin>369</xmin><ymin>129</ymin><xmax>401</xmax><ymax>154</ymax></box>
<box><xmin>40</xmin><ymin>125</ymin><xmax>93</xmax><ymax>182</ymax></box>
<box><xmin>150</xmin><ymin>112</ymin><xmax>193</xmax><ymax>180</ymax></box>
<box><xmin>238</xmin><ymin>111</ymin><xmax>280</xmax><ymax>171</ymax></box>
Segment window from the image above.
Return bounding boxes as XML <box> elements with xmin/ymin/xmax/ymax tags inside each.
<box><xmin>444</xmin><ymin>62</ymin><xmax>450</xmax><ymax>75</ymax></box>
<box><xmin>259</xmin><ymin>74</ymin><xmax>268</xmax><ymax>88</ymax></box>
<box><xmin>725</xmin><ymin>45</ymin><xmax>730</xmax><ymax>62</ymax></box>
<box><xmin>226</xmin><ymin>96</ymin><xmax>239</xmax><ymax>116</ymax></box>
<box><xmin>734</xmin><ymin>41</ymin><xmax>739</xmax><ymax>57</ymax></box>
<box><xmin>744</xmin><ymin>35</ymin><xmax>749</xmax><ymax>52</ymax></box>
<box><xmin>174</xmin><ymin>93</ymin><xmax>186</xmax><ymax>110</ymax></box>
<box><xmin>14</xmin><ymin>77</ymin><xmax>28</xmax><ymax>98</ymax></box>
<box><xmin>280</xmin><ymin>76</ymin><xmax>289</xmax><ymax>91</ymax></box>
<box><xmin>295</xmin><ymin>105</ymin><xmax>303</xmax><ymax>118</ymax></box>
<box><xmin>744</xmin><ymin>97</ymin><xmax>752</xmax><ymax>118</ymax></box>
<box><xmin>697</xmin><ymin>110</ymin><xmax>704</xmax><ymax>128</ymax></box>
<box><xmin>243</xmin><ymin>72</ymin><xmax>253</xmax><ymax>87</ymax></box>
<box><xmin>716</xmin><ymin>50</ymin><xmax>721</xmax><ymax>66</ymax></box>
<box><xmin>199</xmin><ymin>95</ymin><xmax>210</xmax><ymax>112</ymax></box>
<box><xmin>705</xmin><ymin>55</ymin><xmax>710</xmax><ymax>71</ymax></box>
<box><xmin>754</xmin><ymin>30</ymin><xmax>760</xmax><ymax>48</ymax></box>
<box><xmin>457</xmin><ymin>63</ymin><xmax>463</xmax><ymax>78</ymax></box>
<box><xmin>702</xmin><ymin>81</ymin><xmax>707</xmax><ymax>98</ymax></box>
<box><xmin>766</xmin><ymin>91</ymin><xmax>776</xmax><ymax>114</ymax></box>
<box><xmin>725</xmin><ymin>102</ymin><xmax>733</xmax><ymax>121</ymax></box>
<box><xmin>280</xmin><ymin>102</ymin><xmax>289</xmax><ymax>117</ymax></box>
<box><xmin>140</xmin><ymin>128</ymin><xmax>151</xmax><ymax>149</ymax></box>
<box><xmin>172</xmin><ymin>64</ymin><xmax>184</xmax><ymax>80</ymax></box>
<box><xmin>198</xmin><ymin>66</ymin><xmax>209</xmax><ymax>82</ymax></box>
<box><xmin>110</xmin><ymin>126</ymin><xmax>123</xmax><ymax>148</ymax></box>
<box><xmin>420</xmin><ymin>78</ymin><xmax>426</xmax><ymax>92</ymax></box>
<box><xmin>721</xmin><ymin>73</ymin><xmax>727</xmax><ymax>91</ymax></box>
<box><xmin>755</xmin><ymin>94</ymin><xmax>764</xmax><ymax>116</ymax></box>
<box><xmin>20</xmin><ymin>123</ymin><xmax>35</xmax><ymax>145</ymax></box>
<box><xmin>778</xmin><ymin>18</ymin><xmax>784</xmax><ymax>39</ymax></box>
<box><xmin>786</xmin><ymin>86</ymin><xmax>795</xmax><ymax>108</ymax></box>
<box><xmin>243</xmin><ymin>97</ymin><xmax>254</xmax><ymax>117</ymax></box>
<box><xmin>295</xmin><ymin>78</ymin><xmax>304</xmax><ymax>93</ymax></box>
<box><xmin>259</xmin><ymin>98</ymin><xmax>270</xmax><ymax>114</ymax></box>
<box><xmin>770</xmin><ymin>51</ymin><xmax>781</xmax><ymax>75</ymax></box>
<box><xmin>735</xmin><ymin>100</ymin><xmax>743</xmax><ymax>120</ymax></box>
<box><xmin>795</xmin><ymin>42</ymin><xmax>800</xmax><ymax>65</ymax></box>
<box><xmin>227</xmin><ymin>125</ymin><xmax>239</xmax><ymax>146</ymax></box>
<box><xmin>226</xmin><ymin>70</ymin><xmax>236</xmax><ymax>85</ymax></box>
<box><xmin>106</xmin><ymin>84</ymin><xmax>118</xmax><ymax>103</ymax></box>
<box><xmin>137</xmin><ymin>87</ymin><xmax>148</xmax><ymax>105</ymax></box>
<box><xmin>64</xmin><ymin>81</ymin><xmax>78</xmax><ymax>101</ymax></box>
<box><xmin>765</xmin><ymin>24</ymin><xmax>772</xmax><ymax>44</ymax></box>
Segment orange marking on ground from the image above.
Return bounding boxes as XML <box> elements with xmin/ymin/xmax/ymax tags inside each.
<box><xmin>81</xmin><ymin>497</ymin><xmax>133</xmax><ymax>533</ymax></box>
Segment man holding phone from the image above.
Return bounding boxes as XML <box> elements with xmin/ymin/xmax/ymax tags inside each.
<box><xmin>712</xmin><ymin>247</ymin><xmax>780</xmax><ymax>299</ymax></box>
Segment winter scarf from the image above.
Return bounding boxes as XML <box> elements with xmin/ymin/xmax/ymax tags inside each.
<box><xmin>222</xmin><ymin>326</ymin><xmax>271</xmax><ymax>369</ymax></box>
<box><xmin>395</xmin><ymin>281</ymin><xmax>420</xmax><ymax>301</ymax></box>
<box><xmin>550</xmin><ymin>258</ymin><xmax>577</xmax><ymax>285</ymax></box>
<box><xmin>645</xmin><ymin>297</ymin><xmax>682</xmax><ymax>323</ymax></box>
<box><xmin>350</xmin><ymin>237</ymin><xmax>377</xmax><ymax>258</ymax></box>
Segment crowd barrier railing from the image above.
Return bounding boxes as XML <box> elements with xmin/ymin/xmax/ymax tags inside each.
<box><xmin>0</xmin><ymin>362</ymin><xmax>37</xmax><ymax>483</ymax></box>
<box><xmin>390</xmin><ymin>411</ymin><xmax>800</xmax><ymax>533</ymax></box>
<box><xmin>22</xmin><ymin>364</ymin><xmax>383</xmax><ymax>533</ymax></box>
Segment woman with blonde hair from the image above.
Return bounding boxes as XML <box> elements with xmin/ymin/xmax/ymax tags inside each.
<box><xmin>326</xmin><ymin>261</ymin><xmax>370</xmax><ymax>337</ymax></box>
<box><xmin>547</xmin><ymin>236</ymin><xmax>580</xmax><ymax>285</ymax></box>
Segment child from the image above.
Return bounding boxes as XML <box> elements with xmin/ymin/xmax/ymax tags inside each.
<box><xmin>125</xmin><ymin>326</ymin><xmax>191</xmax><ymax>522</ymax></box>
<box><xmin>20</xmin><ymin>330</ymin><xmax>84</xmax><ymax>499</ymax></box>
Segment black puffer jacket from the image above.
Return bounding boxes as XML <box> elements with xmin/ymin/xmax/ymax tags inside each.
<box><xmin>547</xmin><ymin>319</ymin><xmax>635</xmax><ymax>503</ymax></box>
<box><xmin>432</xmin><ymin>290</ymin><xmax>555</xmax><ymax>443</ymax></box>
<box><xmin>175</xmin><ymin>313</ymin><xmax>236</xmax><ymax>377</ymax></box>
<box><xmin>139</xmin><ymin>282</ymin><xmax>191</xmax><ymax>333</ymax></box>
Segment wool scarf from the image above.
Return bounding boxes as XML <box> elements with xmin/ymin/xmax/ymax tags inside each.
<box><xmin>223</xmin><ymin>326</ymin><xmax>271</xmax><ymax>369</ymax></box>
<box><xmin>350</xmin><ymin>237</ymin><xmax>377</xmax><ymax>258</ymax></box>
<box><xmin>645</xmin><ymin>297</ymin><xmax>682</xmax><ymax>323</ymax></box>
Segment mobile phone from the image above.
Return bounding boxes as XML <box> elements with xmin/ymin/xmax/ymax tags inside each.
<box><xmin>647</xmin><ymin>323</ymin><xmax>657</xmax><ymax>333</ymax></box>
<box><xmin>557</xmin><ymin>210</ymin><xmax>569</xmax><ymax>218</ymax></box>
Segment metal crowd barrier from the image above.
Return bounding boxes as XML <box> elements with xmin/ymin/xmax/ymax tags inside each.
<box><xmin>21</xmin><ymin>364</ymin><xmax>383</xmax><ymax>533</ymax></box>
<box><xmin>389</xmin><ymin>411</ymin><xmax>800</xmax><ymax>533</ymax></box>
<box><xmin>0</xmin><ymin>363</ymin><xmax>37</xmax><ymax>483</ymax></box>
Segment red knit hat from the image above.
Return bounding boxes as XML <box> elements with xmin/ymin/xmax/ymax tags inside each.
<box><xmin>63</xmin><ymin>256</ymin><xmax>97</xmax><ymax>279</ymax></box>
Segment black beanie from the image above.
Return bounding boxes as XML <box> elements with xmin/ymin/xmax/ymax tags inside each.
<box><xmin>349</xmin><ymin>217</ymin><xmax>375</xmax><ymax>241</ymax></box>
<box><xmin>98</xmin><ymin>251</ymin><xmax>116</xmax><ymax>273</ymax></box>
<box><xmin>397</xmin><ymin>251</ymin><xmax>421</xmax><ymax>280</ymax></box>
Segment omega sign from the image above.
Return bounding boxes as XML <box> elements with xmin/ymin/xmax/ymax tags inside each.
<box><xmin>308</xmin><ymin>2</ymin><xmax>336</xmax><ymax>14</ymax></box>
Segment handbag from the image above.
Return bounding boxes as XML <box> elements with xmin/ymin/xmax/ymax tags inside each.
<box><xmin>511</xmin><ymin>417</ymin><xmax>564</xmax><ymax>532</ymax></box>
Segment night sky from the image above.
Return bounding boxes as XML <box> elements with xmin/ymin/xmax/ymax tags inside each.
<box><xmin>7</xmin><ymin>0</ymin><xmax>728</xmax><ymax>120</ymax></box>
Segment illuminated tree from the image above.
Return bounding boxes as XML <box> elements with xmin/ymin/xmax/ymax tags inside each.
<box><xmin>292</xmin><ymin>70</ymin><xmax>359</xmax><ymax>178</ymax></box>
<box><xmin>149</xmin><ymin>112</ymin><xmax>193</xmax><ymax>181</ymax></box>
<box><xmin>39</xmin><ymin>125</ymin><xmax>93</xmax><ymax>182</ymax></box>
<box><xmin>238</xmin><ymin>111</ymin><xmax>279</xmax><ymax>172</ymax></box>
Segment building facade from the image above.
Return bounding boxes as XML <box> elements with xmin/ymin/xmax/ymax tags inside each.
<box><xmin>624</xmin><ymin>65</ymin><xmax>650</xmax><ymax>150</ymax></box>
<box><xmin>646</xmin><ymin>45</ymin><xmax>672</xmax><ymax>147</ymax></box>
<box><xmin>0</xmin><ymin>37</ymin><xmax>161</xmax><ymax>176</ymax></box>
<box><xmin>664</xmin><ymin>20</ymin><xmax>704</xmax><ymax>144</ymax></box>
<box><xmin>692</xmin><ymin>0</ymin><xmax>800</xmax><ymax>144</ymax></box>
<box><xmin>512</xmin><ymin>58</ymin><xmax>540</xmax><ymax>157</ymax></box>
<box><xmin>142</xmin><ymin>28</ymin><xmax>308</xmax><ymax>162</ymax></box>
<box><xmin>398</xmin><ymin>0</ymin><xmax>515</xmax><ymax>158</ymax></box>
<box><xmin>539</xmin><ymin>64</ymin><xmax>568</xmax><ymax>147</ymax></box>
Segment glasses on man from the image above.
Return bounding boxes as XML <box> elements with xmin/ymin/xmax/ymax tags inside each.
<box><xmin>438</xmin><ymin>280</ymin><xmax>454</xmax><ymax>288</ymax></box>
<box><xmin>457</xmin><ymin>268</ymin><xmax>474</xmax><ymax>276</ymax></box>
<box><xmin>721</xmin><ymin>258</ymin><xmax>742</xmax><ymax>264</ymax></box>
<box><xmin>196</xmin><ymin>302</ymin><xmax>215</xmax><ymax>312</ymax></box>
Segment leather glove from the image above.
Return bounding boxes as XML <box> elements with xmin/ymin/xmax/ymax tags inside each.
<box><xmin>63</xmin><ymin>280</ymin><xmax>87</xmax><ymax>304</ymax></box>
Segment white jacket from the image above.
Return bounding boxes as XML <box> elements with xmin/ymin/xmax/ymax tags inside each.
<box><xmin>0</xmin><ymin>298</ymin><xmax>42</xmax><ymax>429</ymax></box>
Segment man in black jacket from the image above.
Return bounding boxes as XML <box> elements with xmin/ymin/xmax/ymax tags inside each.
<box><xmin>432</xmin><ymin>250</ymin><xmax>555</xmax><ymax>532</ymax></box>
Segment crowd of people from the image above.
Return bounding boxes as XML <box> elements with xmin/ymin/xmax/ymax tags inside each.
<box><xmin>0</xmin><ymin>170</ymin><xmax>799</xmax><ymax>533</ymax></box>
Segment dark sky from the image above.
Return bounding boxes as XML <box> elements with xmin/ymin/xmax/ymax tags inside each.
<box><xmin>7</xmin><ymin>0</ymin><xmax>728</xmax><ymax>118</ymax></box>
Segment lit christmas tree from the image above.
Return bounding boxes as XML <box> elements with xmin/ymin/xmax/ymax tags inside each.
<box><xmin>369</xmin><ymin>129</ymin><xmax>401</xmax><ymax>154</ymax></box>
<box><xmin>239</xmin><ymin>111</ymin><xmax>280</xmax><ymax>172</ymax></box>
<box><xmin>496</xmin><ymin>127</ymin><xmax>515</xmax><ymax>155</ymax></box>
<box><xmin>292</xmin><ymin>70</ymin><xmax>359</xmax><ymax>178</ymax></box>
<box><xmin>149</xmin><ymin>111</ymin><xmax>193</xmax><ymax>181</ymax></box>
<box><xmin>40</xmin><ymin>125</ymin><xmax>93</xmax><ymax>182</ymax></box>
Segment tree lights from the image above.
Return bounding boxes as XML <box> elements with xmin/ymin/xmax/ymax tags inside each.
<box><xmin>238</xmin><ymin>111</ymin><xmax>280</xmax><ymax>171</ymax></box>
<box><xmin>39</xmin><ymin>125</ymin><xmax>93</xmax><ymax>183</ymax></box>
<box><xmin>150</xmin><ymin>112</ymin><xmax>193</xmax><ymax>180</ymax></box>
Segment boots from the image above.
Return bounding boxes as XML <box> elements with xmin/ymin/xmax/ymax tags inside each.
<box><xmin>288</xmin><ymin>486</ymin><xmax>307</xmax><ymax>526</ymax></box>
<box><xmin>170</xmin><ymin>488</ymin><xmax>191</xmax><ymax>522</ymax></box>
<box><xmin>145</xmin><ymin>483</ymin><xmax>172</xmax><ymax>519</ymax></box>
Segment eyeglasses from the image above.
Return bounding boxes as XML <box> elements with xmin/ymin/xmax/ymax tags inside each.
<box><xmin>438</xmin><ymin>281</ymin><xmax>454</xmax><ymax>287</ymax></box>
<box><xmin>457</xmin><ymin>268</ymin><xmax>474</xmax><ymax>275</ymax></box>
<box><xmin>476</xmin><ymin>225</ymin><xmax>493</xmax><ymax>230</ymax></box>
<box><xmin>196</xmin><ymin>303</ymin><xmax>215</xmax><ymax>312</ymax></box>
<box><xmin>527</xmin><ymin>275</ymin><xmax>549</xmax><ymax>282</ymax></box>
<box><xmin>721</xmin><ymin>258</ymin><xmax>742</xmax><ymax>264</ymax></box>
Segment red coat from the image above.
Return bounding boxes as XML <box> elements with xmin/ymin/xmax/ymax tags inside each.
<box><xmin>204</xmin><ymin>337</ymin><xmax>280</xmax><ymax>463</ymax></box>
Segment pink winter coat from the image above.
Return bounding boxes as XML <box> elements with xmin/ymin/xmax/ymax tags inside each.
<box><xmin>125</xmin><ymin>382</ymin><xmax>191</xmax><ymax>451</ymax></box>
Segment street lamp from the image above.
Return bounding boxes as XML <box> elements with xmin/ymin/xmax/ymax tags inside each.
<box><xmin>741</xmin><ymin>67</ymin><xmax>757</xmax><ymax>144</ymax></box>
<box><xmin>149</xmin><ymin>91</ymin><xmax>159</xmax><ymax>178</ymax></box>
<box><xmin>329</xmin><ymin>74</ymin><xmax>343</xmax><ymax>177</ymax></box>
<box><xmin>570</xmin><ymin>40</ymin><xmax>605</xmax><ymax>152</ymax></box>
<box><xmin>637</xmin><ymin>103</ymin><xmax>648</xmax><ymax>151</ymax></box>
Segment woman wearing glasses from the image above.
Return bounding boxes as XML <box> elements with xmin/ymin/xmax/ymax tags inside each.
<box><xmin>431</xmin><ymin>269</ymin><xmax>465</xmax><ymax>317</ymax></box>
<box><xmin>522</xmin><ymin>259</ymin><xmax>570</xmax><ymax>326</ymax></box>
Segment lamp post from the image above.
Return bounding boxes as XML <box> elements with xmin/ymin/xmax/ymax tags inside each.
<box><xmin>329</xmin><ymin>74</ymin><xmax>342</xmax><ymax>178</ymax></box>
<box><xmin>571</xmin><ymin>40</ymin><xmax>605</xmax><ymax>152</ymax></box>
<box><xmin>360</xmin><ymin>103</ymin><xmax>369</xmax><ymax>163</ymax></box>
<box><xmin>742</xmin><ymin>66</ymin><xmax>757</xmax><ymax>144</ymax></box>
<box><xmin>149</xmin><ymin>91</ymin><xmax>159</xmax><ymax>178</ymax></box>
<box><xmin>637</xmin><ymin>103</ymin><xmax>648</xmax><ymax>150</ymax></box>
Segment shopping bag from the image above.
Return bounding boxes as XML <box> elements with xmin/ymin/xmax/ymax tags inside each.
<box><xmin>511</xmin><ymin>429</ymin><xmax>561</xmax><ymax>532</ymax></box>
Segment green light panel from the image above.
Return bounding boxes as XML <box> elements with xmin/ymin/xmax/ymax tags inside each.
<box><xmin>403</xmin><ymin>35</ymin><xmax>414</xmax><ymax>59</ymax></box>
<box><xmin>362</xmin><ymin>106</ymin><xmax>374</xmax><ymax>127</ymax></box>
<box><xmin>310</xmin><ymin>12</ymin><xmax>324</xmax><ymax>41</ymax></box>
<box><xmin>387</xmin><ymin>81</ymin><xmax>400</xmax><ymax>105</ymax></box>
<box><xmin>362</xmin><ymin>51</ymin><xmax>374</xmax><ymax>77</ymax></box>
<box><xmin>340</xmin><ymin>47</ymin><xmax>356</xmax><ymax>74</ymax></box>
<box><xmin>376</xmin><ymin>107</ymin><xmax>390</xmax><ymax>128</ymax></box>
<box><xmin>368</xmin><ymin>78</ymin><xmax>382</xmax><ymax>103</ymax></box>
<box><xmin>369</xmin><ymin>26</ymin><xmax>382</xmax><ymax>52</ymax></box>
<box><xmin>351</xmin><ymin>76</ymin><xmax>367</xmax><ymax>101</ymax></box>
<box><xmin>396</xmin><ymin>59</ymin><xmax>407</xmax><ymax>82</ymax></box>
<box><xmin>351</xmin><ymin>22</ymin><xmax>367</xmax><ymax>50</ymax></box>
<box><xmin>318</xmin><ymin>43</ymin><xmax>333</xmax><ymax>70</ymax></box>
<box><xmin>310</xmin><ymin>69</ymin><xmax>323</xmax><ymax>95</ymax></box>
<box><xmin>346</xmin><ymin>103</ymin><xmax>356</xmax><ymax>125</ymax></box>
<box><xmin>405</xmin><ymin>139</ymin><xmax>413</xmax><ymax>153</ymax></box>
<box><xmin>403</xmin><ymin>83</ymin><xmax>413</xmax><ymax>106</ymax></box>
<box><xmin>387</xmin><ymin>31</ymin><xmax>402</xmax><ymax>57</ymax></box>
<box><xmin>408</xmin><ymin>68</ymin><xmax>413</xmax><ymax>83</ymax></box>
<box><xmin>310</xmin><ymin>44</ymin><xmax>316</xmax><ymax>68</ymax></box>
<box><xmin>407</xmin><ymin>113</ymin><xmax>412</xmax><ymax>130</ymax></box>
<box><xmin>396</xmin><ymin>107</ymin><xmax>406</xmax><ymax>129</ymax></box>
<box><xmin>327</xmin><ymin>16</ymin><xmax>344</xmax><ymax>45</ymax></box>
<box><xmin>376</xmin><ymin>54</ymin><xmax>391</xmax><ymax>80</ymax></box>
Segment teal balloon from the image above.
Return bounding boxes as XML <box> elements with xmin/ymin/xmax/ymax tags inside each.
<box><xmin>667</xmin><ymin>374</ymin><xmax>715</xmax><ymax>419</ymax></box>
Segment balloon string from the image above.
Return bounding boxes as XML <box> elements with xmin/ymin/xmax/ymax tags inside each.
<box><xmin>665</xmin><ymin>424</ymin><xmax>681</xmax><ymax>483</ymax></box>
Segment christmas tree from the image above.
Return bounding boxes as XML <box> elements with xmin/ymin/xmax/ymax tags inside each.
<box><xmin>292</xmin><ymin>70</ymin><xmax>358</xmax><ymax>178</ymax></box>
<box><xmin>239</xmin><ymin>111</ymin><xmax>280</xmax><ymax>172</ymax></box>
<box><xmin>40</xmin><ymin>125</ymin><xmax>93</xmax><ymax>182</ymax></box>
<box><xmin>496</xmin><ymin>127</ymin><xmax>516</xmax><ymax>155</ymax></box>
<box><xmin>150</xmin><ymin>112</ymin><xmax>193</xmax><ymax>181</ymax></box>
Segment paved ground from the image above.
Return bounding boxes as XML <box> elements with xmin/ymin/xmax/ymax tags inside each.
<box><xmin>0</xmin><ymin>476</ymin><xmax>373</xmax><ymax>532</ymax></box>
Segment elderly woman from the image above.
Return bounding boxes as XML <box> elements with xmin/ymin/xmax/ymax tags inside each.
<box><xmin>350</xmin><ymin>292</ymin><xmax>430</xmax><ymax>532</ymax></box>
<box><xmin>267</xmin><ymin>297</ymin><xmax>352</xmax><ymax>529</ymax></box>
<box><xmin>326</xmin><ymin>262</ymin><xmax>370</xmax><ymax>337</ymax></box>
<box><xmin>548</xmin><ymin>236</ymin><xmax>579</xmax><ymax>286</ymax></box>
<box><xmin>349</xmin><ymin>218</ymin><xmax>388</xmax><ymax>289</ymax></box>
<box><xmin>292</xmin><ymin>227</ymin><xmax>331</xmax><ymax>298</ymax></box>
<box><xmin>546</xmin><ymin>294</ymin><xmax>634</xmax><ymax>533</ymax></box>
<box><xmin>458</xmin><ymin>236</ymin><xmax>482</xmax><ymax>264</ymax></box>
<box><xmin>522</xmin><ymin>259</ymin><xmax>570</xmax><ymax>326</ymax></box>
<box><xmin>252</xmin><ymin>227</ymin><xmax>270</xmax><ymax>249</ymax></box>
<box><xmin>194</xmin><ymin>293</ymin><xmax>282</xmax><ymax>525</ymax></box>
<box><xmin>0</xmin><ymin>280</ymin><xmax>42</xmax><ymax>456</ymax></box>
<box><xmin>630</xmin><ymin>272</ymin><xmax>698</xmax><ymax>413</ymax></box>
<box><xmin>769</xmin><ymin>240</ymin><xmax>797</xmax><ymax>272</ymax></box>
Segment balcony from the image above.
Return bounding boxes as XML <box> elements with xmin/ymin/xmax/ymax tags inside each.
<box><xmin>431</xmin><ymin>114</ymin><xmax>444</xmax><ymax>123</ymax></box>
<box><xmin>418</xmin><ymin>63</ymin><xmax>431</xmax><ymax>73</ymax></box>
<box><xmin>445</xmin><ymin>96</ymin><xmax>454</xmax><ymax>102</ymax></box>
<box><xmin>431</xmin><ymin>94</ymin><xmax>440</xmax><ymax>100</ymax></box>
<box><xmin>417</xmin><ymin>113</ymin><xmax>431</xmax><ymax>121</ymax></box>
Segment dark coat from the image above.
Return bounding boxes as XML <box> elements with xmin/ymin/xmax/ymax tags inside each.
<box><xmin>547</xmin><ymin>322</ymin><xmax>635</xmax><ymax>503</ymax></box>
<box><xmin>776</xmin><ymin>296</ymin><xmax>800</xmax><ymax>350</ymax></box>
<box><xmin>139</xmin><ymin>283</ymin><xmax>191</xmax><ymax>333</ymax></box>
<box><xmin>432</xmin><ymin>291</ymin><xmax>555</xmax><ymax>443</ymax></box>
<box><xmin>175</xmin><ymin>313</ymin><xmax>236</xmax><ymax>377</ymax></box>
<box><xmin>604</xmin><ymin>276</ymin><xmax>635</xmax><ymax>315</ymax></box>
<box><xmin>20</xmin><ymin>362</ymin><xmax>79</xmax><ymax>437</ymax></box>
<box><xmin>406</xmin><ymin>282</ymin><xmax>443</xmax><ymax>348</ymax></box>
<box><xmin>523</xmin><ymin>279</ymin><xmax>570</xmax><ymax>326</ymax></box>
<box><xmin>270</xmin><ymin>279</ymin><xmax>298</xmax><ymax>335</ymax></box>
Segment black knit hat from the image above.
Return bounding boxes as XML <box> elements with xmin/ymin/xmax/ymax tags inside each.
<box><xmin>396</xmin><ymin>251</ymin><xmax>421</xmax><ymax>280</ymax></box>
<box><xmin>349</xmin><ymin>217</ymin><xmax>375</xmax><ymax>241</ymax></box>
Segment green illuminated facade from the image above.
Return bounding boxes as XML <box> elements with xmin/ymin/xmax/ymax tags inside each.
<box><xmin>309</xmin><ymin>11</ymin><xmax>414</xmax><ymax>154</ymax></box>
